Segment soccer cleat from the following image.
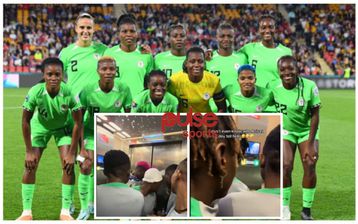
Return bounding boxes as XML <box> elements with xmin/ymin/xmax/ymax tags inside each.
<box><xmin>88</xmin><ymin>204</ymin><xmax>94</xmax><ymax>214</ymax></box>
<box><xmin>301</xmin><ymin>210</ymin><xmax>314</xmax><ymax>220</ymax></box>
<box><xmin>76</xmin><ymin>209</ymin><xmax>90</xmax><ymax>220</ymax></box>
<box><xmin>69</xmin><ymin>203</ymin><xmax>75</xmax><ymax>215</ymax></box>
<box><xmin>282</xmin><ymin>205</ymin><xmax>291</xmax><ymax>220</ymax></box>
<box><xmin>59</xmin><ymin>214</ymin><xmax>74</xmax><ymax>221</ymax></box>
<box><xmin>16</xmin><ymin>215</ymin><xmax>33</xmax><ymax>221</ymax></box>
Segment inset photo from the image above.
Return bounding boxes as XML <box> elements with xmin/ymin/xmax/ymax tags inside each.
<box><xmin>95</xmin><ymin>114</ymin><xmax>188</xmax><ymax>218</ymax></box>
<box><xmin>189</xmin><ymin>114</ymin><xmax>281</xmax><ymax>219</ymax></box>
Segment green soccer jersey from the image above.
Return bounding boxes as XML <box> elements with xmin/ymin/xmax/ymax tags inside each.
<box><xmin>22</xmin><ymin>82</ymin><xmax>82</xmax><ymax>130</ymax></box>
<box><xmin>80</xmin><ymin>80</ymin><xmax>132</xmax><ymax>130</ymax></box>
<box><xmin>131</xmin><ymin>89</ymin><xmax>178</xmax><ymax>113</ymax></box>
<box><xmin>59</xmin><ymin>42</ymin><xmax>108</xmax><ymax>96</ymax></box>
<box><xmin>206</xmin><ymin>50</ymin><xmax>246</xmax><ymax>88</ymax></box>
<box><xmin>224</xmin><ymin>84</ymin><xmax>274</xmax><ymax>113</ymax></box>
<box><xmin>154</xmin><ymin>51</ymin><xmax>185</xmax><ymax>78</ymax></box>
<box><xmin>104</xmin><ymin>46</ymin><xmax>154</xmax><ymax>97</ymax></box>
<box><xmin>269</xmin><ymin>77</ymin><xmax>321</xmax><ymax>132</ymax></box>
<box><xmin>239</xmin><ymin>42</ymin><xmax>292</xmax><ymax>88</ymax></box>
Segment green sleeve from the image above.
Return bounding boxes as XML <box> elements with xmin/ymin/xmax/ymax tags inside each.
<box><xmin>131</xmin><ymin>96</ymin><xmax>141</xmax><ymax>113</ymax></box>
<box><xmin>59</xmin><ymin>48</ymin><xmax>68</xmax><ymax>73</ymax></box>
<box><xmin>70</xmin><ymin>93</ymin><xmax>82</xmax><ymax>111</ymax></box>
<box><xmin>146</xmin><ymin>54</ymin><xmax>154</xmax><ymax>74</ymax></box>
<box><xmin>238</xmin><ymin>44</ymin><xmax>250</xmax><ymax>62</ymax></box>
<box><xmin>22</xmin><ymin>86</ymin><xmax>37</xmax><ymax>112</ymax></box>
<box><xmin>123</xmin><ymin>85</ymin><xmax>133</xmax><ymax>110</ymax></box>
<box><xmin>309</xmin><ymin>82</ymin><xmax>321</xmax><ymax>108</ymax></box>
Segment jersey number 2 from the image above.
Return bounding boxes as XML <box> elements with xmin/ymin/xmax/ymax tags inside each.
<box><xmin>71</xmin><ymin>60</ymin><xmax>78</xmax><ymax>72</ymax></box>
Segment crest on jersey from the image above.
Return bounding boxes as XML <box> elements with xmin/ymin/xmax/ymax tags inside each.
<box><xmin>256</xmin><ymin>105</ymin><xmax>263</xmax><ymax>112</ymax></box>
<box><xmin>138</xmin><ymin>61</ymin><xmax>144</xmax><ymax>68</ymax></box>
<box><xmin>203</xmin><ymin>93</ymin><xmax>210</xmax><ymax>100</ymax></box>
<box><xmin>313</xmin><ymin>87</ymin><xmax>319</xmax><ymax>96</ymax></box>
<box><xmin>132</xmin><ymin>101</ymin><xmax>137</xmax><ymax>108</ymax></box>
<box><xmin>61</xmin><ymin>104</ymin><xmax>69</xmax><ymax>112</ymax></box>
<box><xmin>283</xmin><ymin>129</ymin><xmax>289</xmax><ymax>136</ymax></box>
<box><xmin>94</xmin><ymin>53</ymin><xmax>101</xmax><ymax>60</ymax></box>
<box><xmin>234</xmin><ymin>63</ymin><xmax>240</xmax><ymax>70</ymax></box>
<box><xmin>115</xmin><ymin>100</ymin><xmax>122</xmax><ymax>108</ymax></box>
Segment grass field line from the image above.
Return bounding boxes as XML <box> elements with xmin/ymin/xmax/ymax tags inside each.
<box><xmin>3</xmin><ymin>106</ymin><xmax>22</xmax><ymax>110</ymax></box>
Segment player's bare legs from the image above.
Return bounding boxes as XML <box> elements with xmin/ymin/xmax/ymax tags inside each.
<box><xmin>298</xmin><ymin>140</ymin><xmax>319</xmax><ymax>220</ymax></box>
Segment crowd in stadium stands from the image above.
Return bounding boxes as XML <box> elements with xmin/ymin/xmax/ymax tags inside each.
<box><xmin>3</xmin><ymin>4</ymin><xmax>355</xmax><ymax>77</ymax></box>
<box><xmin>285</xmin><ymin>4</ymin><xmax>355</xmax><ymax>77</ymax></box>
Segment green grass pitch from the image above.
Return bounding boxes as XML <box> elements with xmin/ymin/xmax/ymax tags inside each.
<box><xmin>3</xmin><ymin>88</ymin><xmax>355</xmax><ymax>220</ymax></box>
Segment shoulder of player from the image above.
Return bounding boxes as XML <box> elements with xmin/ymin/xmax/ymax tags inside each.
<box><xmin>103</xmin><ymin>45</ymin><xmax>120</xmax><ymax>55</ymax></box>
<box><xmin>170</xmin><ymin>71</ymin><xmax>186</xmax><ymax>80</ymax></box>
<box><xmin>59</xmin><ymin>43</ymin><xmax>76</xmax><ymax>58</ymax></box>
<box><xmin>203</xmin><ymin>71</ymin><xmax>220</xmax><ymax>82</ymax></box>
<box><xmin>113</xmin><ymin>79</ymin><xmax>131</xmax><ymax>93</ymax></box>
<box><xmin>255</xmin><ymin>85</ymin><xmax>272</xmax><ymax>97</ymax></box>
<box><xmin>267</xmin><ymin>79</ymin><xmax>282</xmax><ymax>90</ymax></box>
<box><xmin>154</xmin><ymin>51</ymin><xmax>170</xmax><ymax>59</ymax></box>
<box><xmin>163</xmin><ymin>92</ymin><xmax>179</xmax><ymax>103</ymax></box>
<box><xmin>277</xmin><ymin>43</ymin><xmax>292</xmax><ymax>53</ymax></box>
<box><xmin>60</xmin><ymin>82</ymin><xmax>76</xmax><ymax>96</ymax></box>
<box><xmin>301</xmin><ymin>77</ymin><xmax>318</xmax><ymax>89</ymax></box>
<box><xmin>28</xmin><ymin>82</ymin><xmax>46</xmax><ymax>96</ymax></box>
<box><xmin>133</xmin><ymin>89</ymin><xmax>149</xmax><ymax>101</ymax></box>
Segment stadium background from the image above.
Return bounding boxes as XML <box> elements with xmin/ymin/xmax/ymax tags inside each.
<box><xmin>3</xmin><ymin>4</ymin><xmax>355</xmax><ymax>220</ymax></box>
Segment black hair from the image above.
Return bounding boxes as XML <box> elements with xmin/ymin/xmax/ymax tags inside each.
<box><xmin>168</xmin><ymin>24</ymin><xmax>186</xmax><ymax>36</ymax></box>
<box><xmin>217</xmin><ymin>22</ymin><xmax>234</xmax><ymax>33</ymax></box>
<box><xmin>262</xmin><ymin>125</ymin><xmax>280</xmax><ymax>174</ymax></box>
<box><xmin>41</xmin><ymin>57</ymin><xmax>63</xmax><ymax>73</ymax></box>
<box><xmin>277</xmin><ymin>55</ymin><xmax>298</xmax><ymax>69</ymax></box>
<box><xmin>103</xmin><ymin>150</ymin><xmax>131</xmax><ymax>178</ymax></box>
<box><xmin>182</xmin><ymin>46</ymin><xmax>205</xmax><ymax>73</ymax></box>
<box><xmin>117</xmin><ymin>13</ymin><xmax>136</xmax><ymax>28</ymax></box>
<box><xmin>144</xmin><ymin>70</ymin><xmax>168</xmax><ymax>89</ymax></box>
<box><xmin>258</xmin><ymin>14</ymin><xmax>277</xmax><ymax>25</ymax></box>
<box><xmin>165</xmin><ymin>164</ymin><xmax>178</xmax><ymax>174</ymax></box>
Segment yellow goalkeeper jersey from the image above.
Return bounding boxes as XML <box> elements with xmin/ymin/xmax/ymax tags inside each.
<box><xmin>168</xmin><ymin>70</ymin><xmax>224</xmax><ymax>112</ymax></box>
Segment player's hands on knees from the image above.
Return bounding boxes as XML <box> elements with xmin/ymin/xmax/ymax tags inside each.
<box><xmin>25</xmin><ymin>150</ymin><xmax>38</xmax><ymax>172</ymax></box>
<box><xmin>140</xmin><ymin>44</ymin><xmax>152</xmax><ymax>54</ymax></box>
<box><xmin>63</xmin><ymin>153</ymin><xmax>75</xmax><ymax>175</ymax></box>
<box><xmin>302</xmin><ymin>143</ymin><xmax>318</xmax><ymax>164</ymax></box>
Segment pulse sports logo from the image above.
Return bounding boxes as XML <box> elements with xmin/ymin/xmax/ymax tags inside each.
<box><xmin>161</xmin><ymin>108</ymin><xmax>218</xmax><ymax>138</ymax></box>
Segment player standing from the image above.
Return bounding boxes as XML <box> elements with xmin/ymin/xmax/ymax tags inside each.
<box><xmin>206</xmin><ymin>22</ymin><xmax>246</xmax><ymax>89</ymax></box>
<box><xmin>76</xmin><ymin>56</ymin><xmax>132</xmax><ymax>220</ymax></box>
<box><xmin>131</xmin><ymin>70</ymin><xmax>178</xmax><ymax>113</ymax></box>
<box><xmin>104</xmin><ymin>14</ymin><xmax>154</xmax><ymax>98</ymax></box>
<box><xmin>270</xmin><ymin>55</ymin><xmax>320</xmax><ymax>220</ymax></box>
<box><xmin>239</xmin><ymin>15</ymin><xmax>292</xmax><ymax>88</ymax></box>
<box><xmin>59</xmin><ymin>13</ymin><xmax>108</xmax><ymax>97</ymax></box>
<box><xmin>59</xmin><ymin>12</ymin><xmax>108</xmax><ymax>216</ymax></box>
<box><xmin>224</xmin><ymin>64</ymin><xmax>274</xmax><ymax>112</ymax></box>
<box><xmin>168</xmin><ymin>46</ymin><xmax>226</xmax><ymax>112</ymax></box>
<box><xmin>154</xmin><ymin>24</ymin><xmax>187</xmax><ymax>78</ymax></box>
<box><xmin>17</xmin><ymin>58</ymin><xmax>82</xmax><ymax>221</ymax></box>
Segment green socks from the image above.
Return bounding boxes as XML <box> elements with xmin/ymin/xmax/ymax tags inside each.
<box><xmin>62</xmin><ymin>184</ymin><xmax>74</xmax><ymax>209</ymax></box>
<box><xmin>78</xmin><ymin>173</ymin><xmax>90</xmax><ymax>210</ymax></box>
<box><xmin>22</xmin><ymin>184</ymin><xmax>35</xmax><ymax>210</ymax></box>
<box><xmin>89</xmin><ymin>168</ymin><xmax>94</xmax><ymax>204</ymax></box>
<box><xmin>283</xmin><ymin>187</ymin><xmax>291</xmax><ymax>206</ymax></box>
<box><xmin>302</xmin><ymin>188</ymin><xmax>316</xmax><ymax>208</ymax></box>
